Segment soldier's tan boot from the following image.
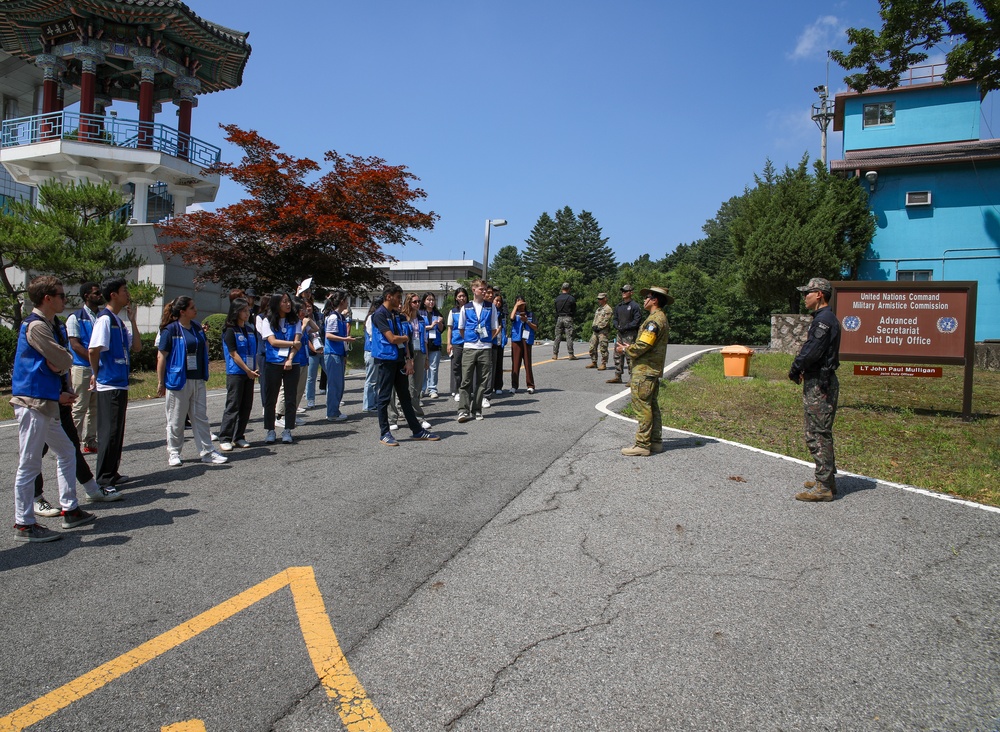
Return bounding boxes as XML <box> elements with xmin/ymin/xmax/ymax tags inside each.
<box><xmin>598</xmin><ymin>363</ymin><xmax>607</xmax><ymax>371</ymax></box>
<box><xmin>586</xmin><ymin>362</ymin><xmax>597</xmax><ymax>369</ymax></box>
<box><xmin>606</xmin><ymin>376</ymin><xmax>623</xmax><ymax>384</ymax></box>
<box><xmin>803</xmin><ymin>479</ymin><xmax>837</xmax><ymax>495</ymax></box>
<box><xmin>621</xmin><ymin>445</ymin><xmax>651</xmax><ymax>457</ymax></box>
<box><xmin>795</xmin><ymin>485</ymin><xmax>834</xmax><ymax>502</ymax></box>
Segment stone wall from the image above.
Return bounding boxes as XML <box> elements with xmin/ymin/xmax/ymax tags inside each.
<box><xmin>770</xmin><ymin>314</ymin><xmax>811</xmax><ymax>354</ymax></box>
<box><xmin>975</xmin><ymin>343</ymin><xmax>1000</xmax><ymax>371</ymax></box>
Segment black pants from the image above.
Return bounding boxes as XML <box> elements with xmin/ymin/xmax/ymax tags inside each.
<box><xmin>96</xmin><ymin>388</ymin><xmax>128</xmax><ymax>487</ymax></box>
<box><xmin>219</xmin><ymin>373</ymin><xmax>255</xmax><ymax>442</ymax></box>
<box><xmin>35</xmin><ymin>403</ymin><xmax>93</xmax><ymax>497</ymax></box>
<box><xmin>262</xmin><ymin>362</ymin><xmax>298</xmax><ymax>431</ymax></box>
<box><xmin>375</xmin><ymin>358</ymin><xmax>420</xmax><ymax>437</ymax></box>
<box><xmin>491</xmin><ymin>344</ymin><xmax>505</xmax><ymax>392</ymax></box>
<box><xmin>449</xmin><ymin>344</ymin><xmax>464</xmax><ymax>394</ymax></box>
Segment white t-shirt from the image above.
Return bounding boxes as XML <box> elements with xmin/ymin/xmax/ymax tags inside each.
<box><xmin>456</xmin><ymin>301</ymin><xmax>498</xmax><ymax>351</ymax></box>
<box><xmin>258</xmin><ymin>318</ymin><xmax>301</xmax><ymax>358</ymax></box>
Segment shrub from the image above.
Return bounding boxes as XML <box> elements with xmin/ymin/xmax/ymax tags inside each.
<box><xmin>0</xmin><ymin>325</ymin><xmax>16</xmax><ymax>388</ymax></box>
<box><xmin>132</xmin><ymin>331</ymin><xmax>160</xmax><ymax>372</ymax></box>
<box><xmin>201</xmin><ymin>313</ymin><xmax>228</xmax><ymax>361</ymax></box>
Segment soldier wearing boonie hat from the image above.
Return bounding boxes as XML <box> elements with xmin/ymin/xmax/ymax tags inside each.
<box><xmin>788</xmin><ymin>276</ymin><xmax>841</xmax><ymax>502</ymax></box>
<box><xmin>614</xmin><ymin>286</ymin><xmax>673</xmax><ymax>456</ymax></box>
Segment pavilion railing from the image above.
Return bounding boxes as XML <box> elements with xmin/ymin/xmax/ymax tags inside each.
<box><xmin>0</xmin><ymin>111</ymin><xmax>221</xmax><ymax>169</ymax></box>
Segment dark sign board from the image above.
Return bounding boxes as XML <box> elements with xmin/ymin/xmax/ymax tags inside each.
<box><xmin>831</xmin><ymin>281</ymin><xmax>978</xmax><ymax>419</ymax></box>
<box><xmin>854</xmin><ymin>365</ymin><xmax>943</xmax><ymax>378</ymax></box>
<box><xmin>41</xmin><ymin>18</ymin><xmax>78</xmax><ymax>40</ymax></box>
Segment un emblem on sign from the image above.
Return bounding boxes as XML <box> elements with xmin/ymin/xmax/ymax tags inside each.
<box><xmin>843</xmin><ymin>315</ymin><xmax>861</xmax><ymax>332</ymax></box>
<box><xmin>937</xmin><ymin>317</ymin><xmax>958</xmax><ymax>334</ymax></box>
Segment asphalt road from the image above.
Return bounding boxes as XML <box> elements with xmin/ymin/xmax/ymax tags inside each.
<box><xmin>1</xmin><ymin>342</ymin><xmax>997</xmax><ymax>732</ymax></box>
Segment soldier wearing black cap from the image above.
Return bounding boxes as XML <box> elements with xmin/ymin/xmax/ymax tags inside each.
<box><xmin>788</xmin><ymin>277</ymin><xmax>841</xmax><ymax>502</ymax></box>
<box><xmin>609</xmin><ymin>284</ymin><xmax>642</xmax><ymax>384</ymax></box>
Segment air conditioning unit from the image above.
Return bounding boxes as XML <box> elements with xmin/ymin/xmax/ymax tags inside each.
<box><xmin>905</xmin><ymin>191</ymin><xmax>932</xmax><ymax>206</ymax></box>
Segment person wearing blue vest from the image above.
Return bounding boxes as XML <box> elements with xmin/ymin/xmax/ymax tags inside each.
<box><xmin>510</xmin><ymin>295</ymin><xmax>537</xmax><ymax>394</ymax></box>
<box><xmin>259</xmin><ymin>291</ymin><xmax>302</xmax><ymax>444</ymax></box>
<box><xmin>12</xmin><ymin>275</ymin><xmax>96</xmax><ymax>542</ymax></box>
<box><xmin>88</xmin><ymin>277</ymin><xmax>142</xmax><ymax>490</ymax></box>
<box><xmin>323</xmin><ymin>290</ymin><xmax>355</xmax><ymax>421</ymax></box>
<box><xmin>371</xmin><ymin>284</ymin><xmax>440</xmax><ymax>446</ymax></box>
<box><xmin>65</xmin><ymin>281</ymin><xmax>102</xmax><ymax>453</ymax></box>
<box><xmin>419</xmin><ymin>292</ymin><xmax>444</xmax><ymax>399</ymax></box>
<box><xmin>394</xmin><ymin>292</ymin><xmax>431</xmax><ymax>430</ymax></box>
<box><xmin>361</xmin><ymin>296</ymin><xmax>383</xmax><ymax>412</ymax></box>
<box><xmin>489</xmin><ymin>290</ymin><xmax>509</xmax><ymax>396</ymax></box>
<box><xmin>156</xmin><ymin>296</ymin><xmax>227</xmax><ymax>467</ymax></box>
<box><xmin>456</xmin><ymin>279</ymin><xmax>499</xmax><ymax>423</ymax></box>
<box><xmin>218</xmin><ymin>297</ymin><xmax>259</xmax><ymax>451</ymax></box>
<box><xmin>445</xmin><ymin>287</ymin><xmax>468</xmax><ymax>400</ymax></box>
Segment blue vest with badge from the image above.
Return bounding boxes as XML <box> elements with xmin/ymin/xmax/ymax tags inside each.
<box><xmin>96</xmin><ymin>308</ymin><xmax>131</xmax><ymax>389</ymax></box>
<box><xmin>511</xmin><ymin>311</ymin><xmax>535</xmax><ymax>345</ymax></box>
<box><xmin>161</xmin><ymin>320</ymin><xmax>209</xmax><ymax>390</ymax></box>
<box><xmin>371</xmin><ymin>307</ymin><xmax>404</xmax><ymax>361</ymax></box>
<box><xmin>70</xmin><ymin>307</ymin><xmax>96</xmax><ymax>367</ymax></box>
<box><xmin>12</xmin><ymin>314</ymin><xmax>63</xmax><ymax>400</ymax></box>
<box><xmin>324</xmin><ymin>312</ymin><xmax>348</xmax><ymax>356</ymax></box>
<box><xmin>264</xmin><ymin>319</ymin><xmax>299</xmax><ymax>364</ymax></box>
<box><xmin>462</xmin><ymin>302</ymin><xmax>494</xmax><ymax>345</ymax></box>
<box><xmin>402</xmin><ymin>318</ymin><xmax>426</xmax><ymax>355</ymax></box>
<box><xmin>223</xmin><ymin>325</ymin><xmax>257</xmax><ymax>375</ymax></box>
<box><xmin>449</xmin><ymin>309</ymin><xmax>464</xmax><ymax>345</ymax></box>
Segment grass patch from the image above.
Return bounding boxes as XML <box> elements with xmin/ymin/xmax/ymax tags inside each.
<box><xmin>653</xmin><ymin>352</ymin><xmax>1000</xmax><ymax>507</ymax></box>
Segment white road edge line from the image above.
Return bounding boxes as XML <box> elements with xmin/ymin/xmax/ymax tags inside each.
<box><xmin>596</xmin><ymin>348</ymin><xmax>1000</xmax><ymax>516</ymax></box>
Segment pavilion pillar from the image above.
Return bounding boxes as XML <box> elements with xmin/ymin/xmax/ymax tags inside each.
<box><xmin>134</xmin><ymin>55</ymin><xmax>162</xmax><ymax>150</ymax></box>
<box><xmin>34</xmin><ymin>54</ymin><xmax>63</xmax><ymax>140</ymax></box>
<box><xmin>74</xmin><ymin>44</ymin><xmax>105</xmax><ymax>141</ymax></box>
<box><xmin>173</xmin><ymin>75</ymin><xmax>200</xmax><ymax>161</ymax></box>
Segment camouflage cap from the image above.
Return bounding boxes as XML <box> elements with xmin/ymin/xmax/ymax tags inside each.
<box><xmin>796</xmin><ymin>277</ymin><xmax>832</xmax><ymax>294</ymax></box>
<box><xmin>597</xmin><ymin>292</ymin><xmax>608</xmax><ymax>299</ymax></box>
<box><xmin>621</xmin><ymin>284</ymin><xmax>633</xmax><ymax>292</ymax></box>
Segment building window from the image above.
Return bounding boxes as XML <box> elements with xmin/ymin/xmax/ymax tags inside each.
<box><xmin>863</xmin><ymin>102</ymin><xmax>895</xmax><ymax>127</ymax></box>
<box><xmin>897</xmin><ymin>270</ymin><xmax>932</xmax><ymax>282</ymax></box>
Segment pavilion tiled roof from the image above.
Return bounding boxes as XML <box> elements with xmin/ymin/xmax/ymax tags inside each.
<box><xmin>830</xmin><ymin>139</ymin><xmax>1000</xmax><ymax>172</ymax></box>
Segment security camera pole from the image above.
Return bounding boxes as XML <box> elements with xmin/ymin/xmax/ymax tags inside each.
<box><xmin>482</xmin><ymin>218</ymin><xmax>507</xmax><ymax>282</ymax></box>
<box><xmin>811</xmin><ymin>83</ymin><xmax>835</xmax><ymax>165</ymax></box>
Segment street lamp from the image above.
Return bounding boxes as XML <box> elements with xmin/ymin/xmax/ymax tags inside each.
<box><xmin>482</xmin><ymin>218</ymin><xmax>507</xmax><ymax>282</ymax></box>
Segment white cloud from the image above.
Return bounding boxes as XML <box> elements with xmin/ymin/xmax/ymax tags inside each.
<box><xmin>790</xmin><ymin>16</ymin><xmax>842</xmax><ymax>60</ymax></box>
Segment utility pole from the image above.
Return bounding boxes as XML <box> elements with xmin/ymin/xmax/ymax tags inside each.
<box><xmin>812</xmin><ymin>84</ymin><xmax>835</xmax><ymax>165</ymax></box>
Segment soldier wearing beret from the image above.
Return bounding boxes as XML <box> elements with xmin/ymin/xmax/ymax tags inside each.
<box><xmin>788</xmin><ymin>277</ymin><xmax>841</xmax><ymax>502</ymax></box>
<box><xmin>615</xmin><ymin>286</ymin><xmax>673</xmax><ymax>457</ymax></box>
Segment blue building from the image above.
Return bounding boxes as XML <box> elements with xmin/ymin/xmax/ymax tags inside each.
<box><xmin>831</xmin><ymin>65</ymin><xmax>1000</xmax><ymax>341</ymax></box>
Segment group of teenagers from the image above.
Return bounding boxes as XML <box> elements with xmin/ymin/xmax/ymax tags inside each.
<box><xmin>9</xmin><ymin>271</ymin><xmax>544</xmax><ymax>541</ymax></box>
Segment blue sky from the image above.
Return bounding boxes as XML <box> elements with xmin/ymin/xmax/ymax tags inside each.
<box><xmin>170</xmin><ymin>0</ymin><xmax>998</xmax><ymax>266</ymax></box>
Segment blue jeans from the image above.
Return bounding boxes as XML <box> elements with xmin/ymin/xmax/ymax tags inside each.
<box><xmin>363</xmin><ymin>350</ymin><xmax>377</xmax><ymax>411</ymax></box>
<box><xmin>424</xmin><ymin>350</ymin><xmax>441</xmax><ymax>394</ymax></box>
<box><xmin>324</xmin><ymin>353</ymin><xmax>345</xmax><ymax>419</ymax></box>
<box><xmin>306</xmin><ymin>353</ymin><xmax>323</xmax><ymax>402</ymax></box>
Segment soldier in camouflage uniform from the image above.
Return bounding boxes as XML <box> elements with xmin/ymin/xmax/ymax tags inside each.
<box><xmin>788</xmin><ymin>277</ymin><xmax>841</xmax><ymax>502</ymax></box>
<box><xmin>615</xmin><ymin>286</ymin><xmax>673</xmax><ymax>457</ymax></box>
<box><xmin>586</xmin><ymin>293</ymin><xmax>614</xmax><ymax>370</ymax></box>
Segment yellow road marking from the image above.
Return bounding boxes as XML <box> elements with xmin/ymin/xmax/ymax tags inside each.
<box><xmin>0</xmin><ymin>567</ymin><xmax>390</xmax><ymax>732</ymax></box>
<box><xmin>162</xmin><ymin>722</ymin><xmax>207</xmax><ymax>732</ymax></box>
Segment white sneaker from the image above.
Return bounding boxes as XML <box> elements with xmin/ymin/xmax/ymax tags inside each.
<box><xmin>202</xmin><ymin>451</ymin><xmax>228</xmax><ymax>465</ymax></box>
<box><xmin>281</xmin><ymin>429</ymin><xmax>293</xmax><ymax>444</ymax></box>
<box><xmin>219</xmin><ymin>442</ymin><xmax>234</xmax><ymax>452</ymax></box>
<box><xmin>475</xmin><ymin>412</ymin><xmax>484</xmax><ymax>421</ymax></box>
<box><xmin>210</xmin><ymin>432</ymin><xmax>219</xmax><ymax>441</ymax></box>
<box><xmin>429</xmin><ymin>392</ymin><xmax>439</xmax><ymax>399</ymax></box>
<box><xmin>389</xmin><ymin>424</ymin><xmax>399</xmax><ymax>431</ymax></box>
<box><xmin>235</xmin><ymin>439</ymin><xmax>251</xmax><ymax>448</ymax></box>
<box><xmin>454</xmin><ymin>393</ymin><xmax>461</xmax><ymax>402</ymax></box>
<box><xmin>328</xmin><ymin>414</ymin><xmax>348</xmax><ymax>422</ymax></box>
<box><xmin>306</xmin><ymin>400</ymin><xmax>315</xmax><ymax>408</ymax></box>
<box><xmin>482</xmin><ymin>397</ymin><xmax>491</xmax><ymax>408</ymax></box>
<box><xmin>420</xmin><ymin>420</ymin><xmax>432</xmax><ymax>430</ymax></box>
<box><xmin>296</xmin><ymin>406</ymin><xmax>307</xmax><ymax>414</ymax></box>
<box><xmin>168</xmin><ymin>453</ymin><xmax>182</xmax><ymax>467</ymax></box>
<box><xmin>265</xmin><ymin>430</ymin><xmax>276</xmax><ymax>444</ymax></box>
<box><xmin>527</xmin><ymin>388</ymin><xmax>535</xmax><ymax>394</ymax></box>
<box><xmin>295</xmin><ymin>416</ymin><xmax>306</xmax><ymax>426</ymax></box>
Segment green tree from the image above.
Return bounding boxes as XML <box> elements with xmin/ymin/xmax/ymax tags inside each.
<box><xmin>1</xmin><ymin>180</ymin><xmax>147</xmax><ymax>329</ymax></box>
<box><xmin>730</xmin><ymin>155</ymin><xmax>874</xmax><ymax>313</ymax></box>
<box><xmin>487</xmin><ymin>244</ymin><xmax>527</xmax><ymax>299</ymax></box>
<box><xmin>524</xmin><ymin>207</ymin><xmax>616</xmax><ymax>282</ymax></box>
<box><xmin>576</xmin><ymin>210</ymin><xmax>618</xmax><ymax>281</ymax></box>
<box><xmin>831</xmin><ymin>0</ymin><xmax>1000</xmax><ymax>94</ymax></box>
<box><xmin>522</xmin><ymin>212</ymin><xmax>558</xmax><ymax>273</ymax></box>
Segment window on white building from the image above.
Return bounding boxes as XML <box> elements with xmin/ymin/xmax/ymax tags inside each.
<box><xmin>863</xmin><ymin>102</ymin><xmax>895</xmax><ymax>127</ymax></box>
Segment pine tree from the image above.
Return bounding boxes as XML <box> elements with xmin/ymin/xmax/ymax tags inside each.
<box><xmin>576</xmin><ymin>210</ymin><xmax>617</xmax><ymax>281</ymax></box>
<box><xmin>522</xmin><ymin>211</ymin><xmax>558</xmax><ymax>274</ymax></box>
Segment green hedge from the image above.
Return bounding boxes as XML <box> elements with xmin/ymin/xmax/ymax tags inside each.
<box><xmin>0</xmin><ymin>325</ymin><xmax>16</xmax><ymax>388</ymax></box>
<box><xmin>202</xmin><ymin>313</ymin><xmax>227</xmax><ymax>361</ymax></box>
<box><xmin>132</xmin><ymin>331</ymin><xmax>160</xmax><ymax>372</ymax></box>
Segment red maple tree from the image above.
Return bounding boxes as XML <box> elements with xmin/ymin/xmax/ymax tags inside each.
<box><xmin>157</xmin><ymin>124</ymin><xmax>437</xmax><ymax>294</ymax></box>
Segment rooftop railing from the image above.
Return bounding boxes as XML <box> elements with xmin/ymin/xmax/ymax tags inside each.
<box><xmin>0</xmin><ymin>110</ymin><xmax>221</xmax><ymax>169</ymax></box>
<box><xmin>897</xmin><ymin>63</ymin><xmax>950</xmax><ymax>87</ymax></box>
